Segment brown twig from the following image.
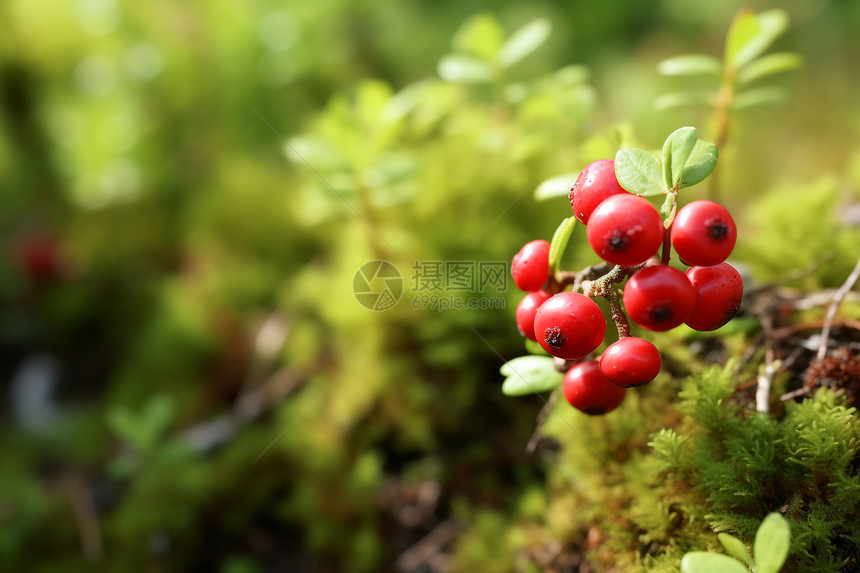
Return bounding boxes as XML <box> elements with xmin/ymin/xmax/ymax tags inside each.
<box><xmin>755</xmin><ymin>314</ymin><xmax>778</xmax><ymax>413</ymax></box>
<box><xmin>606</xmin><ymin>291</ymin><xmax>631</xmax><ymax>339</ymax></box>
<box><xmin>58</xmin><ymin>473</ymin><xmax>103</xmax><ymax>562</ymax></box>
<box><xmin>395</xmin><ymin>519</ymin><xmax>463</xmax><ymax>573</ymax></box>
<box><xmin>816</xmin><ymin>255</ymin><xmax>860</xmax><ymax>361</ymax></box>
<box><xmin>526</xmin><ymin>390</ymin><xmax>560</xmax><ymax>454</ymax></box>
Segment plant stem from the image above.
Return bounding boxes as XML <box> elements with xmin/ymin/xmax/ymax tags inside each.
<box><xmin>709</xmin><ymin>64</ymin><xmax>737</xmax><ymax>201</ymax></box>
<box><xmin>660</xmin><ymin>189</ymin><xmax>679</xmax><ymax>265</ymax></box>
<box><xmin>605</xmin><ymin>290</ymin><xmax>630</xmax><ymax>339</ymax></box>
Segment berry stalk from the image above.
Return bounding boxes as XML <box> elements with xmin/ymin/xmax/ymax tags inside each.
<box><xmin>660</xmin><ymin>188</ymin><xmax>679</xmax><ymax>265</ymax></box>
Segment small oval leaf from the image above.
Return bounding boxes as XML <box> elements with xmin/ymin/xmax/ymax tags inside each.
<box><xmin>548</xmin><ymin>217</ymin><xmax>577</xmax><ymax>275</ymax></box>
<box><xmin>678</xmin><ymin>140</ymin><xmax>718</xmax><ymax>189</ymax></box>
<box><xmin>737</xmin><ymin>52</ymin><xmax>802</xmax><ymax>85</ymax></box>
<box><xmin>754</xmin><ymin>513</ymin><xmax>791</xmax><ymax>573</ymax></box>
<box><xmin>681</xmin><ymin>552</ymin><xmax>750</xmax><ymax>573</ymax></box>
<box><xmin>452</xmin><ymin>13</ymin><xmax>505</xmax><ymax>60</ymax></box>
<box><xmin>719</xmin><ymin>534</ymin><xmax>753</xmax><ymax>567</ymax></box>
<box><xmin>662</xmin><ymin>126</ymin><xmax>699</xmax><ymax>190</ymax></box>
<box><xmin>534</xmin><ymin>172</ymin><xmax>579</xmax><ymax>201</ymax></box>
<box><xmin>438</xmin><ymin>54</ymin><xmax>494</xmax><ymax>83</ymax></box>
<box><xmin>732</xmin><ymin>87</ymin><xmax>789</xmax><ymax>111</ymax></box>
<box><xmin>614</xmin><ymin>148</ymin><xmax>665</xmax><ymax>196</ymax></box>
<box><xmin>726</xmin><ymin>9</ymin><xmax>789</xmax><ymax>69</ymax></box>
<box><xmin>654</xmin><ymin>91</ymin><xmax>715</xmax><ymax>111</ymax></box>
<box><xmin>524</xmin><ymin>338</ymin><xmax>547</xmax><ymax>355</ymax></box>
<box><xmin>658</xmin><ymin>54</ymin><xmax>722</xmax><ymax>76</ymax></box>
<box><xmin>501</xmin><ymin>356</ymin><xmax>564</xmax><ymax>396</ymax></box>
<box><xmin>498</xmin><ymin>18</ymin><xmax>551</xmax><ymax>68</ymax></box>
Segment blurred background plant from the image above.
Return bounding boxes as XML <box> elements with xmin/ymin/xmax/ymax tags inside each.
<box><xmin>1</xmin><ymin>0</ymin><xmax>859</xmax><ymax>571</ymax></box>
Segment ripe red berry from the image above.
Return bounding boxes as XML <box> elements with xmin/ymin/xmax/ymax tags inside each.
<box><xmin>562</xmin><ymin>360</ymin><xmax>626</xmax><ymax>415</ymax></box>
<box><xmin>623</xmin><ymin>265</ymin><xmax>696</xmax><ymax>331</ymax></box>
<box><xmin>14</xmin><ymin>235</ymin><xmax>63</xmax><ymax>282</ymax></box>
<box><xmin>569</xmin><ymin>159</ymin><xmax>629</xmax><ymax>224</ymax></box>
<box><xmin>515</xmin><ymin>291</ymin><xmax>552</xmax><ymax>341</ymax></box>
<box><xmin>511</xmin><ymin>240</ymin><xmax>551</xmax><ymax>292</ymax></box>
<box><xmin>533</xmin><ymin>292</ymin><xmax>606</xmax><ymax>360</ymax></box>
<box><xmin>671</xmin><ymin>200</ymin><xmax>737</xmax><ymax>266</ymax></box>
<box><xmin>599</xmin><ymin>337</ymin><xmax>662</xmax><ymax>387</ymax></box>
<box><xmin>586</xmin><ymin>194</ymin><xmax>664</xmax><ymax>267</ymax></box>
<box><xmin>685</xmin><ymin>262</ymin><xmax>744</xmax><ymax>331</ymax></box>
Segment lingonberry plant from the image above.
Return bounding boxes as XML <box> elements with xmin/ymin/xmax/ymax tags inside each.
<box><xmin>501</xmin><ymin>126</ymin><xmax>744</xmax><ymax>413</ymax></box>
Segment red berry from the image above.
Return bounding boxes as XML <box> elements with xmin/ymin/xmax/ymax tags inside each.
<box><xmin>671</xmin><ymin>200</ymin><xmax>737</xmax><ymax>266</ymax></box>
<box><xmin>569</xmin><ymin>159</ymin><xmax>629</xmax><ymax>224</ymax></box>
<box><xmin>511</xmin><ymin>240</ymin><xmax>551</xmax><ymax>292</ymax></box>
<box><xmin>562</xmin><ymin>361</ymin><xmax>626</xmax><ymax>415</ymax></box>
<box><xmin>600</xmin><ymin>337</ymin><xmax>662</xmax><ymax>387</ymax></box>
<box><xmin>586</xmin><ymin>194</ymin><xmax>664</xmax><ymax>267</ymax></box>
<box><xmin>533</xmin><ymin>292</ymin><xmax>606</xmax><ymax>360</ymax></box>
<box><xmin>685</xmin><ymin>263</ymin><xmax>744</xmax><ymax>331</ymax></box>
<box><xmin>515</xmin><ymin>291</ymin><xmax>552</xmax><ymax>341</ymax></box>
<box><xmin>14</xmin><ymin>235</ymin><xmax>63</xmax><ymax>282</ymax></box>
<box><xmin>623</xmin><ymin>265</ymin><xmax>696</xmax><ymax>331</ymax></box>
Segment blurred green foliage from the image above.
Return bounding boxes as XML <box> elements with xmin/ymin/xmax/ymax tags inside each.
<box><xmin>1</xmin><ymin>0</ymin><xmax>859</xmax><ymax>571</ymax></box>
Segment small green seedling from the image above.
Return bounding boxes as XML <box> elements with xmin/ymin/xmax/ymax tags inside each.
<box><xmin>681</xmin><ymin>512</ymin><xmax>792</xmax><ymax>573</ymax></box>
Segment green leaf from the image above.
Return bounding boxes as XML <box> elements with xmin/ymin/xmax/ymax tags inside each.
<box><xmin>438</xmin><ymin>54</ymin><xmax>494</xmax><ymax>83</ymax></box>
<box><xmin>737</xmin><ymin>52</ymin><xmax>802</xmax><ymax>85</ymax></box>
<box><xmin>719</xmin><ymin>534</ymin><xmax>753</xmax><ymax>567</ymax></box>
<box><xmin>726</xmin><ymin>9</ymin><xmax>789</xmax><ymax>69</ymax></box>
<box><xmin>658</xmin><ymin>54</ymin><xmax>722</xmax><ymax>76</ymax></box>
<box><xmin>524</xmin><ymin>338</ymin><xmax>547</xmax><ymax>355</ymax></box>
<box><xmin>662</xmin><ymin>126</ymin><xmax>698</xmax><ymax>190</ymax></box>
<box><xmin>452</xmin><ymin>13</ymin><xmax>505</xmax><ymax>60</ymax></box>
<box><xmin>106</xmin><ymin>395</ymin><xmax>176</xmax><ymax>451</ymax></box>
<box><xmin>681</xmin><ymin>552</ymin><xmax>750</xmax><ymax>573</ymax></box>
<box><xmin>678</xmin><ymin>140</ymin><xmax>718</xmax><ymax>189</ymax></box>
<box><xmin>732</xmin><ymin>87</ymin><xmax>789</xmax><ymax>111</ymax></box>
<box><xmin>548</xmin><ymin>217</ymin><xmax>577</xmax><ymax>275</ymax></box>
<box><xmin>107</xmin><ymin>407</ymin><xmax>147</xmax><ymax>449</ymax></box>
<box><xmin>554</xmin><ymin>65</ymin><xmax>590</xmax><ymax>85</ymax></box>
<box><xmin>534</xmin><ymin>172</ymin><xmax>578</xmax><ymax>201</ymax></box>
<box><xmin>614</xmin><ymin>148</ymin><xmax>665</xmax><ymax>196</ymax></box>
<box><xmin>498</xmin><ymin>18</ymin><xmax>551</xmax><ymax>68</ymax></box>
<box><xmin>501</xmin><ymin>356</ymin><xmax>564</xmax><ymax>396</ymax></box>
<box><xmin>654</xmin><ymin>91</ymin><xmax>715</xmax><ymax>111</ymax></box>
<box><xmin>142</xmin><ymin>394</ymin><xmax>177</xmax><ymax>440</ymax></box>
<box><xmin>754</xmin><ymin>513</ymin><xmax>791</xmax><ymax>573</ymax></box>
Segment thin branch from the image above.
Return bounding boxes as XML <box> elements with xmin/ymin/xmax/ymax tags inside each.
<box><xmin>606</xmin><ymin>291</ymin><xmax>630</xmax><ymax>339</ymax></box>
<box><xmin>816</xmin><ymin>255</ymin><xmax>860</xmax><ymax>360</ymax></box>
<box><xmin>755</xmin><ymin>315</ymin><xmax>777</xmax><ymax>414</ymax></box>
<box><xmin>395</xmin><ymin>519</ymin><xmax>463</xmax><ymax>573</ymax></box>
<box><xmin>526</xmin><ymin>390</ymin><xmax>559</xmax><ymax>454</ymax></box>
<box><xmin>58</xmin><ymin>473</ymin><xmax>103</xmax><ymax>562</ymax></box>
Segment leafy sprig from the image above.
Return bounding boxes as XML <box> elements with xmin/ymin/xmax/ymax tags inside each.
<box><xmin>502</xmin><ymin>126</ymin><xmax>717</xmax><ymax>396</ymax></box>
<box><xmin>681</xmin><ymin>512</ymin><xmax>792</xmax><ymax>573</ymax></box>
<box><xmin>656</xmin><ymin>9</ymin><xmax>801</xmax><ymax>115</ymax></box>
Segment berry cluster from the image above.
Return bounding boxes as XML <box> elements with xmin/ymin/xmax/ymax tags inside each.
<box><xmin>511</xmin><ymin>155</ymin><xmax>743</xmax><ymax>415</ymax></box>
